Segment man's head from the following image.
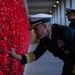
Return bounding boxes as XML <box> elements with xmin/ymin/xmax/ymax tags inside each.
<box><xmin>66</xmin><ymin>8</ymin><xmax>75</xmax><ymax>21</ymax></box>
<box><xmin>29</xmin><ymin>14</ymin><xmax>52</xmax><ymax>38</ymax></box>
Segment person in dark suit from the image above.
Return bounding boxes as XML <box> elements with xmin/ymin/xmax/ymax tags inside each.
<box><xmin>9</xmin><ymin>16</ymin><xmax>75</xmax><ymax>75</ymax></box>
<box><xmin>66</xmin><ymin>8</ymin><xmax>75</xmax><ymax>29</ymax></box>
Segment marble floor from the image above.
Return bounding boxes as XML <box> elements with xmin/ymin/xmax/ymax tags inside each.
<box><xmin>23</xmin><ymin>43</ymin><xmax>64</xmax><ymax>75</ymax></box>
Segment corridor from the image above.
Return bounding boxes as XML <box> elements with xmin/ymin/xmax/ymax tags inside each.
<box><xmin>24</xmin><ymin>44</ymin><xmax>64</xmax><ymax>75</ymax></box>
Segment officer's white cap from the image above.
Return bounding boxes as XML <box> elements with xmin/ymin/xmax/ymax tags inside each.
<box><xmin>28</xmin><ymin>13</ymin><xmax>52</xmax><ymax>30</ymax></box>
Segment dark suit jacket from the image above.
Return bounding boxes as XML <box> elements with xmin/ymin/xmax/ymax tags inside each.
<box><xmin>33</xmin><ymin>24</ymin><xmax>75</xmax><ymax>64</ymax></box>
<box><xmin>21</xmin><ymin>24</ymin><xmax>75</xmax><ymax>75</ymax></box>
<box><xmin>69</xmin><ymin>19</ymin><xmax>75</xmax><ymax>29</ymax></box>
<box><xmin>21</xmin><ymin>24</ymin><xmax>75</xmax><ymax>65</ymax></box>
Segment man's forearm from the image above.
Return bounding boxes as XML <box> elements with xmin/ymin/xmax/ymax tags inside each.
<box><xmin>14</xmin><ymin>54</ymin><xmax>22</xmax><ymax>60</ymax></box>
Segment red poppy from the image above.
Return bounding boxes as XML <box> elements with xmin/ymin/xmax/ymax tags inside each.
<box><xmin>0</xmin><ymin>0</ymin><xmax>30</xmax><ymax>75</ymax></box>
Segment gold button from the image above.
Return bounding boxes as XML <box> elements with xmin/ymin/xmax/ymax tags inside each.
<box><xmin>66</xmin><ymin>63</ymin><xmax>68</xmax><ymax>65</ymax></box>
<box><xmin>44</xmin><ymin>46</ymin><xmax>46</xmax><ymax>49</ymax></box>
<box><xmin>69</xmin><ymin>60</ymin><xmax>71</xmax><ymax>62</ymax></box>
<box><xmin>65</xmin><ymin>55</ymin><xmax>67</xmax><ymax>57</ymax></box>
<box><xmin>64</xmin><ymin>50</ymin><xmax>70</xmax><ymax>54</ymax></box>
<box><xmin>62</xmin><ymin>48</ymin><xmax>64</xmax><ymax>50</ymax></box>
<box><xmin>73</xmin><ymin>66</ymin><xmax>75</xmax><ymax>74</ymax></box>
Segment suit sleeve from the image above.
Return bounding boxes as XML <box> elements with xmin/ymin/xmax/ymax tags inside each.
<box><xmin>21</xmin><ymin>39</ymin><xmax>47</xmax><ymax>64</ymax></box>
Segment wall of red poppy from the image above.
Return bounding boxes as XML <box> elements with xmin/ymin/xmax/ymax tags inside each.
<box><xmin>0</xmin><ymin>0</ymin><xmax>30</xmax><ymax>75</ymax></box>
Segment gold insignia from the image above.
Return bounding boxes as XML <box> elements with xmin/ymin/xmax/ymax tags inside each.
<box><xmin>25</xmin><ymin>54</ymin><xmax>30</xmax><ymax>63</ymax></box>
<box><xmin>31</xmin><ymin>21</ymin><xmax>42</xmax><ymax>26</ymax></box>
<box><xmin>25</xmin><ymin>52</ymin><xmax>36</xmax><ymax>63</ymax></box>
<box><xmin>44</xmin><ymin>46</ymin><xmax>46</xmax><ymax>49</ymax></box>
<box><xmin>73</xmin><ymin>66</ymin><xmax>75</xmax><ymax>74</ymax></box>
<box><xmin>29</xmin><ymin>52</ymin><xmax>36</xmax><ymax>62</ymax></box>
<box><xmin>64</xmin><ymin>50</ymin><xmax>70</xmax><ymax>54</ymax></box>
<box><xmin>29</xmin><ymin>21</ymin><xmax>42</xmax><ymax>30</ymax></box>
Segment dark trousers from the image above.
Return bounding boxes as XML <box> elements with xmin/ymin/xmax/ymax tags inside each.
<box><xmin>61</xmin><ymin>63</ymin><xmax>75</xmax><ymax>75</ymax></box>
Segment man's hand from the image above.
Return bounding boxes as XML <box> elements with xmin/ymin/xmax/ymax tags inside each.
<box><xmin>9</xmin><ymin>48</ymin><xmax>17</xmax><ymax>58</ymax></box>
<box><xmin>9</xmin><ymin>48</ymin><xmax>22</xmax><ymax>60</ymax></box>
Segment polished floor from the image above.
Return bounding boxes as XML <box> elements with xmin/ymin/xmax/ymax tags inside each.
<box><xmin>23</xmin><ymin>44</ymin><xmax>64</xmax><ymax>75</ymax></box>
